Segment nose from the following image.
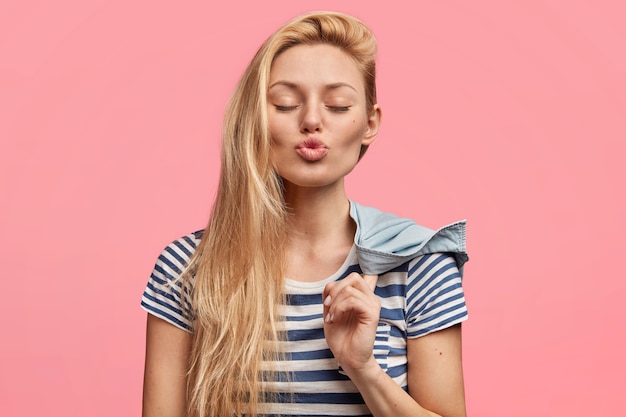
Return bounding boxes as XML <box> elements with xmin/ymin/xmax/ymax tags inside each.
<box><xmin>300</xmin><ymin>103</ymin><xmax>322</xmax><ymax>133</ymax></box>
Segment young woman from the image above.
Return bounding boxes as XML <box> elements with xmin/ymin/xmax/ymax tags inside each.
<box><xmin>141</xmin><ymin>11</ymin><xmax>469</xmax><ymax>417</ymax></box>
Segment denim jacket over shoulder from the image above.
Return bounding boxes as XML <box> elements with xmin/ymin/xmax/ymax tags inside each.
<box><xmin>349</xmin><ymin>201</ymin><xmax>468</xmax><ymax>276</ymax></box>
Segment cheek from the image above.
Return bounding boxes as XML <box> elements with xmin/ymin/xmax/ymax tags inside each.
<box><xmin>268</xmin><ymin>118</ymin><xmax>277</xmax><ymax>138</ymax></box>
<box><xmin>268</xmin><ymin>122</ymin><xmax>285</xmax><ymax>146</ymax></box>
<box><xmin>345</xmin><ymin>118</ymin><xmax>368</xmax><ymax>142</ymax></box>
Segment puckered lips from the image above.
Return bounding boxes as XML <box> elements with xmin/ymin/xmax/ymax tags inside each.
<box><xmin>295</xmin><ymin>137</ymin><xmax>329</xmax><ymax>161</ymax></box>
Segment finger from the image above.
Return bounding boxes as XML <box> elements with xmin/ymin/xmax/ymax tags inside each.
<box><xmin>324</xmin><ymin>280</ymin><xmax>381</xmax><ymax>324</ymax></box>
<box><xmin>323</xmin><ymin>282</ymin><xmax>335</xmax><ymax>303</ymax></box>
<box><xmin>323</xmin><ymin>273</ymin><xmax>369</xmax><ymax>305</ymax></box>
<box><xmin>327</xmin><ymin>286</ymin><xmax>377</xmax><ymax>323</ymax></box>
<box><xmin>323</xmin><ymin>282</ymin><xmax>335</xmax><ymax>321</ymax></box>
<box><xmin>323</xmin><ymin>273</ymin><xmax>377</xmax><ymax>323</ymax></box>
<box><xmin>362</xmin><ymin>274</ymin><xmax>378</xmax><ymax>292</ymax></box>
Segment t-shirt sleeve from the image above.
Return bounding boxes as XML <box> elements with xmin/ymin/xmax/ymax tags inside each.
<box><xmin>405</xmin><ymin>253</ymin><xmax>468</xmax><ymax>338</ymax></box>
<box><xmin>140</xmin><ymin>232</ymin><xmax>201</xmax><ymax>333</ymax></box>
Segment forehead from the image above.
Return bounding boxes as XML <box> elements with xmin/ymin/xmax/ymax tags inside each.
<box><xmin>269</xmin><ymin>44</ymin><xmax>364</xmax><ymax>91</ymax></box>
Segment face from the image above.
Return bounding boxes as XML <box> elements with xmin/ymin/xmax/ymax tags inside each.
<box><xmin>267</xmin><ymin>44</ymin><xmax>380</xmax><ymax>190</ymax></box>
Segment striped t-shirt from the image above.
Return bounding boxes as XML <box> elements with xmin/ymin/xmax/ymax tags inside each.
<box><xmin>141</xmin><ymin>229</ymin><xmax>468</xmax><ymax>416</ymax></box>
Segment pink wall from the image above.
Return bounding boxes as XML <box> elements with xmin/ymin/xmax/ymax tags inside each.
<box><xmin>1</xmin><ymin>1</ymin><xmax>624</xmax><ymax>415</ymax></box>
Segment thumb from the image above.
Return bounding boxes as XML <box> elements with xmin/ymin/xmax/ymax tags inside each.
<box><xmin>362</xmin><ymin>274</ymin><xmax>378</xmax><ymax>291</ymax></box>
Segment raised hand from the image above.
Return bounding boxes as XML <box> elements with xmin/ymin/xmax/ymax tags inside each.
<box><xmin>322</xmin><ymin>273</ymin><xmax>381</xmax><ymax>372</ymax></box>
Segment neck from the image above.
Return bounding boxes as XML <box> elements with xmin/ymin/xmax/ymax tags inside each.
<box><xmin>283</xmin><ymin>181</ymin><xmax>354</xmax><ymax>245</ymax></box>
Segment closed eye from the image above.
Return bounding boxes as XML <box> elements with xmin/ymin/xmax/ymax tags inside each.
<box><xmin>328</xmin><ymin>106</ymin><xmax>351</xmax><ymax>112</ymax></box>
<box><xmin>275</xmin><ymin>105</ymin><xmax>298</xmax><ymax>112</ymax></box>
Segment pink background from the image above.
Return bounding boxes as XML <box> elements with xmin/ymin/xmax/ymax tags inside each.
<box><xmin>1</xmin><ymin>1</ymin><xmax>624</xmax><ymax>415</ymax></box>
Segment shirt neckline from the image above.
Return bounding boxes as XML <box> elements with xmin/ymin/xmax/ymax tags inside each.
<box><xmin>284</xmin><ymin>245</ymin><xmax>357</xmax><ymax>290</ymax></box>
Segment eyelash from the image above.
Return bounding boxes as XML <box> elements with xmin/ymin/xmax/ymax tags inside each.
<box><xmin>274</xmin><ymin>105</ymin><xmax>351</xmax><ymax>112</ymax></box>
<box><xmin>275</xmin><ymin>105</ymin><xmax>297</xmax><ymax>112</ymax></box>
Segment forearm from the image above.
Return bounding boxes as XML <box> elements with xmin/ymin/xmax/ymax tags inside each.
<box><xmin>344</xmin><ymin>357</ymin><xmax>441</xmax><ymax>417</ymax></box>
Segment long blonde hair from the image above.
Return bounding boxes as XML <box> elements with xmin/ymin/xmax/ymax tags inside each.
<box><xmin>183</xmin><ymin>11</ymin><xmax>378</xmax><ymax>417</ymax></box>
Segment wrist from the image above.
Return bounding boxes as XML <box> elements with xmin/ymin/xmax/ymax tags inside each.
<box><xmin>341</xmin><ymin>355</ymin><xmax>384</xmax><ymax>386</ymax></box>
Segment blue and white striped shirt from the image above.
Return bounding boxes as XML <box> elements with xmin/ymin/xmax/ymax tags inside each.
<box><xmin>141</xmin><ymin>223</ymin><xmax>468</xmax><ymax>416</ymax></box>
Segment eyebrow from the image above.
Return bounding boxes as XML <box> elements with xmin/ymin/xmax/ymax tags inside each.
<box><xmin>268</xmin><ymin>81</ymin><xmax>358</xmax><ymax>93</ymax></box>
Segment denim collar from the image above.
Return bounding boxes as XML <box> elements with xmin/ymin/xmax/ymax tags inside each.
<box><xmin>349</xmin><ymin>201</ymin><xmax>468</xmax><ymax>275</ymax></box>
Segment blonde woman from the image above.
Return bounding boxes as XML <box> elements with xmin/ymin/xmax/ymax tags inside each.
<box><xmin>141</xmin><ymin>11</ymin><xmax>469</xmax><ymax>417</ymax></box>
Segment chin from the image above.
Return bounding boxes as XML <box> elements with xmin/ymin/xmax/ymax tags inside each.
<box><xmin>277</xmin><ymin>165</ymin><xmax>356</xmax><ymax>190</ymax></box>
<box><xmin>283</xmin><ymin>179</ymin><xmax>334</xmax><ymax>189</ymax></box>
<box><xmin>279</xmin><ymin>175</ymin><xmax>340</xmax><ymax>189</ymax></box>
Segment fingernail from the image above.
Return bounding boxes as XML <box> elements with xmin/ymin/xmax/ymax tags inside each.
<box><xmin>324</xmin><ymin>295</ymin><xmax>331</xmax><ymax>306</ymax></box>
